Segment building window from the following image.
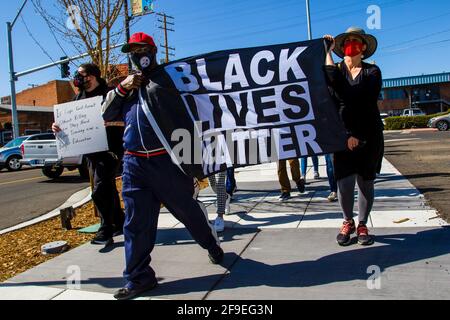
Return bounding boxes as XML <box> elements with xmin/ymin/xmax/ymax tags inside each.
<box><xmin>24</xmin><ymin>129</ymin><xmax>41</xmax><ymax>135</ymax></box>
<box><xmin>386</xmin><ymin>89</ymin><xmax>407</xmax><ymax>100</ymax></box>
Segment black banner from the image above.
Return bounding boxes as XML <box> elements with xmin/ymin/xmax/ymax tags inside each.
<box><xmin>144</xmin><ymin>39</ymin><xmax>348</xmax><ymax>178</ymax></box>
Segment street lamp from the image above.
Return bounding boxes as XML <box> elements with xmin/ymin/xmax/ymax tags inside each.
<box><xmin>7</xmin><ymin>0</ymin><xmax>29</xmax><ymax>139</ymax></box>
<box><xmin>306</xmin><ymin>0</ymin><xmax>312</xmax><ymax>40</ymax></box>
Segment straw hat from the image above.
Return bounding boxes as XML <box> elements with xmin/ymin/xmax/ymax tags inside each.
<box><xmin>333</xmin><ymin>27</ymin><xmax>378</xmax><ymax>59</ymax></box>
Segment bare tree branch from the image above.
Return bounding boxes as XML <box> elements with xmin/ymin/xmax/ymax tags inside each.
<box><xmin>32</xmin><ymin>0</ymin><xmax>126</xmax><ymax>80</ymax></box>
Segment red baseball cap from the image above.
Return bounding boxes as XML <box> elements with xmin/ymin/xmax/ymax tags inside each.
<box><xmin>121</xmin><ymin>32</ymin><xmax>157</xmax><ymax>53</ymax></box>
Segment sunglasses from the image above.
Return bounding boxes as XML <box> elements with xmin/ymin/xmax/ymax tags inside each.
<box><xmin>129</xmin><ymin>46</ymin><xmax>153</xmax><ymax>54</ymax></box>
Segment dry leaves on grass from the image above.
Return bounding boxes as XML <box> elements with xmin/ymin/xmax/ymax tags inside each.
<box><xmin>0</xmin><ymin>179</ymin><xmax>124</xmax><ymax>283</ymax></box>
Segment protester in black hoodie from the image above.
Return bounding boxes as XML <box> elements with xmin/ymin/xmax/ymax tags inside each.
<box><xmin>53</xmin><ymin>63</ymin><xmax>125</xmax><ymax>246</ymax></box>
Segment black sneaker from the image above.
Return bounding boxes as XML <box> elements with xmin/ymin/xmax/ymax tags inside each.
<box><xmin>91</xmin><ymin>231</ymin><xmax>113</xmax><ymax>246</ymax></box>
<box><xmin>278</xmin><ymin>192</ymin><xmax>291</xmax><ymax>201</ymax></box>
<box><xmin>208</xmin><ymin>246</ymin><xmax>224</xmax><ymax>264</ymax></box>
<box><xmin>297</xmin><ymin>178</ymin><xmax>306</xmax><ymax>193</ymax></box>
<box><xmin>336</xmin><ymin>220</ymin><xmax>356</xmax><ymax>246</ymax></box>
<box><xmin>114</xmin><ymin>282</ymin><xmax>158</xmax><ymax>300</ymax></box>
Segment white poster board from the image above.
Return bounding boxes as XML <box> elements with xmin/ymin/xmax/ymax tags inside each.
<box><xmin>54</xmin><ymin>96</ymin><xmax>108</xmax><ymax>158</ymax></box>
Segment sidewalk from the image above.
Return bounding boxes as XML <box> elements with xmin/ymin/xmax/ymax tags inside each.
<box><xmin>1</xmin><ymin>158</ymin><xmax>449</xmax><ymax>300</ymax></box>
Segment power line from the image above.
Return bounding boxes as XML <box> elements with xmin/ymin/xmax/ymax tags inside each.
<box><xmin>176</xmin><ymin>0</ymin><xmax>413</xmax><ymax>45</ymax></box>
<box><xmin>20</xmin><ymin>15</ymin><xmax>56</xmax><ymax>64</ymax></box>
<box><xmin>382</xmin><ymin>27</ymin><xmax>450</xmax><ymax>50</ymax></box>
<box><xmin>30</xmin><ymin>0</ymin><xmax>79</xmax><ymax>68</ymax></box>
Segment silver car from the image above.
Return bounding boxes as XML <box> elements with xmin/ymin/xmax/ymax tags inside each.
<box><xmin>428</xmin><ymin>113</ymin><xmax>450</xmax><ymax>131</ymax></box>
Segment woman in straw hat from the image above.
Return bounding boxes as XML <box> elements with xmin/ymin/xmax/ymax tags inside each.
<box><xmin>323</xmin><ymin>27</ymin><xmax>384</xmax><ymax>247</ymax></box>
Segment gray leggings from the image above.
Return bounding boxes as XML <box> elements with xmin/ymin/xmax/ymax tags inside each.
<box><xmin>337</xmin><ymin>174</ymin><xmax>375</xmax><ymax>225</ymax></box>
<box><xmin>208</xmin><ymin>171</ymin><xmax>227</xmax><ymax>215</ymax></box>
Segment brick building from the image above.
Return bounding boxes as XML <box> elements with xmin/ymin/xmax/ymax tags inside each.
<box><xmin>1</xmin><ymin>80</ymin><xmax>76</xmax><ymax>107</ymax></box>
<box><xmin>0</xmin><ymin>105</ymin><xmax>54</xmax><ymax>145</ymax></box>
<box><xmin>0</xmin><ymin>80</ymin><xmax>75</xmax><ymax>143</ymax></box>
<box><xmin>379</xmin><ymin>72</ymin><xmax>450</xmax><ymax>115</ymax></box>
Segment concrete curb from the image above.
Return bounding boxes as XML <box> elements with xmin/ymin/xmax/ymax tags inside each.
<box><xmin>384</xmin><ymin>128</ymin><xmax>438</xmax><ymax>133</ymax></box>
<box><xmin>0</xmin><ymin>187</ymin><xmax>92</xmax><ymax>236</ymax></box>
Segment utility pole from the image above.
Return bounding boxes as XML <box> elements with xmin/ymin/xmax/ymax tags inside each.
<box><xmin>157</xmin><ymin>13</ymin><xmax>175</xmax><ymax>63</ymax></box>
<box><xmin>305</xmin><ymin>0</ymin><xmax>312</xmax><ymax>40</ymax></box>
<box><xmin>124</xmin><ymin>0</ymin><xmax>132</xmax><ymax>72</ymax></box>
<box><xmin>7</xmin><ymin>0</ymin><xmax>29</xmax><ymax>139</ymax></box>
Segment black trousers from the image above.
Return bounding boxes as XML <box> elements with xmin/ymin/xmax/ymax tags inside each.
<box><xmin>86</xmin><ymin>151</ymin><xmax>124</xmax><ymax>235</ymax></box>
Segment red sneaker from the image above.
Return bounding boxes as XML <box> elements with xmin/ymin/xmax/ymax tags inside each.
<box><xmin>357</xmin><ymin>224</ymin><xmax>374</xmax><ymax>246</ymax></box>
<box><xmin>336</xmin><ymin>219</ymin><xmax>356</xmax><ymax>246</ymax></box>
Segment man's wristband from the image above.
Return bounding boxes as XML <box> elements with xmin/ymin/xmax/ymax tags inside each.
<box><xmin>116</xmin><ymin>83</ymin><xmax>130</xmax><ymax>97</ymax></box>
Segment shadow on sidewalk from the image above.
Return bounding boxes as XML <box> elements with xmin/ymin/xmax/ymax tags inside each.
<box><xmin>3</xmin><ymin>227</ymin><xmax>449</xmax><ymax>297</ymax></box>
<box><xmin>141</xmin><ymin>227</ymin><xmax>450</xmax><ymax>297</ymax></box>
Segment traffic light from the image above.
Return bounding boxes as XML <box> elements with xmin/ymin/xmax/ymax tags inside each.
<box><xmin>60</xmin><ymin>56</ymin><xmax>70</xmax><ymax>78</ymax></box>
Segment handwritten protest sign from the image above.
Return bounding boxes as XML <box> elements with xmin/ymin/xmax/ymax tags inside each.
<box><xmin>54</xmin><ymin>96</ymin><xmax>108</xmax><ymax>158</ymax></box>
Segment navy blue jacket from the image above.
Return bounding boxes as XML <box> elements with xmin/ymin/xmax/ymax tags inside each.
<box><xmin>102</xmin><ymin>86</ymin><xmax>163</xmax><ymax>152</ymax></box>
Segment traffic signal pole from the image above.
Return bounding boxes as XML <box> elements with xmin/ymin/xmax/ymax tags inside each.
<box><xmin>7</xmin><ymin>0</ymin><xmax>29</xmax><ymax>139</ymax></box>
<box><xmin>124</xmin><ymin>0</ymin><xmax>132</xmax><ymax>72</ymax></box>
<box><xmin>15</xmin><ymin>43</ymin><xmax>125</xmax><ymax>78</ymax></box>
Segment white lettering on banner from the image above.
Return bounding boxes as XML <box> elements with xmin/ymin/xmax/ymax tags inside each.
<box><xmin>250</xmin><ymin>50</ymin><xmax>275</xmax><ymax>85</ymax></box>
<box><xmin>164</xmin><ymin>46</ymin><xmax>308</xmax><ymax>93</ymax></box>
<box><xmin>232</xmin><ymin>130</ymin><xmax>250</xmax><ymax>165</ymax></box>
<box><xmin>199</xmin><ymin>124</ymin><xmax>323</xmax><ymax>175</ymax></box>
<box><xmin>272</xmin><ymin>127</ymin><xmax>297</xmax><ymax>159</ymax></box>
<box><xmin>224</xmin><ymin>53</ymin><xmax>250</xmax><ymax>90</ymax></box>
<box><xmin>183</xmin><ymin>81</ymin><xmax>315</xmax><ymax>135</ymax></box>
<box><xmin>196</xmin><ymin>58</ymin><xmax>223</xmax><ymax>91</ymax></box>
<box><xmin>165</xmin><ymin>62</ymin><xmax>200</xmax><ymax>92</ymax></box>
<box><xmin>163</xmin><ymin>44</ymin><xmax>329</xmax><ymax>175</ymax></box>
<box><xmin>279</xmin><ymin>47</ymin><xmax>308</xmax><ymax>82</ymax></box>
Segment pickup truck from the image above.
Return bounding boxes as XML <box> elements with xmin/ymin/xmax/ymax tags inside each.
<box><xmin>20</xmin><ymin>133</ymin><xmax>89</xmax><ymax>179</ymax></box>
<box><xmin>402</xmin><ymin>108</ymin><xmax>425</xmax><ymax>117</ymax></box>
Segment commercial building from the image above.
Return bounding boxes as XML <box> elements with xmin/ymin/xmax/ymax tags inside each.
<box><xmin>379</xmin><ymin>72</ymin><xmax>450</xmax><ymax>115</ymax></box>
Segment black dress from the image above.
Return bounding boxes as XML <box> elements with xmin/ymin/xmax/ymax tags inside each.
<box><xmin>324</xmin><ymin>61</ymin><xmax>384</xmax><ymax>181</ymax></box>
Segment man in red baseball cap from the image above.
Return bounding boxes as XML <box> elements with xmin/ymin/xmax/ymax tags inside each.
<box><xmin>102</xmin><ymin>32</ymin><xmax>223</xmax><ymax>300</ymax></box>
<box><xmin>121</xmin><ymin>32</ymin><xmax>157</xmax><ymax>53</ymax></box>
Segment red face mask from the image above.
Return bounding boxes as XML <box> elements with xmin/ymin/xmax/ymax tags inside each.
<box><xmin>343</xmin><ymin>40</ymin><xmax>364</xmax><ymax>57</ymax></box>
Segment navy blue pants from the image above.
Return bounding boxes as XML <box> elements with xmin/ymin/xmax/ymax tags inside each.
<box><xmin>325</xmin><ymin>154</ymin><xmax>337</xmax><ymax>193</ymax></box>
<box><xmin>122</xmin><ymin>154</ymin><xmax>220</xmax><ymax>289</ymax></box>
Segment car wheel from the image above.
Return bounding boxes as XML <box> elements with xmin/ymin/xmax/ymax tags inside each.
<box><xmin>42</xmin><ymin>165</ymin><xmax>64</xmax><ymax>179</ymax></box>
<box><xmin>6</xmin><ymin>155</ymin><xmax>22</xmax><ymax>171</ymax></box>
<box><xmin>436</xmin><ymin>120</ymin><xmax>449</xmax><ymax>131</ymax></box>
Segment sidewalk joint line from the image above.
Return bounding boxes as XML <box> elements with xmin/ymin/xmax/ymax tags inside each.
<box><xmin>203</xmin><ymin>229</ymin><xmax>261</xmax><ymax>300</ymax></box>
<box><xmin>296</xmin><ymin>190</ymin><xmax>316</xmax><ymax>228</ymax></box>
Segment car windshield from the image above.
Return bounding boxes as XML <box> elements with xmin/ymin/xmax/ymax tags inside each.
<box><xmin>3</xmin><ymin>137</ymin><xmax>28</xmax><ymax>148</ymax></box>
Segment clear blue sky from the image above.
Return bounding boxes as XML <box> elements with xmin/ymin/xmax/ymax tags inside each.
<box><xmin>1</xmin><ymin>0</ymin><xmax>450</xmax><ymax>99</ymax></box>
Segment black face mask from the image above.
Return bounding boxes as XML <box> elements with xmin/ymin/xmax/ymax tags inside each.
<box><xmin>73</xmin><ymin>72</ymin><xmax>88</xmax><ymax>89</ymax></box>
<box><xmin>130</xmin><ymin>52</ymin><xmax>154</xmax><ymax>75</ymax></box>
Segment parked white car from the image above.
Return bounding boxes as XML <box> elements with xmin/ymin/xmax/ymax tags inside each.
<box><xmin>20</xmin><ymin>133</ymin><xmax>89</xmax><ymax>179</ymax></box>
<box><xmin>428</xmin><ymin>113</ymin><xmax>450</xmax><ymax>131</ymax></box>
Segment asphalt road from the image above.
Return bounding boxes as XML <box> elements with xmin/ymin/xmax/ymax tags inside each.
<box><xmin>0</xmin><ymin>167</ymin><xmax>89</xmax><ymax>230</ymax></box>
<box><xmin>384</xmin><ymin>129</ymin><xmax>450</xmax><ymax>222</ymax></box>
